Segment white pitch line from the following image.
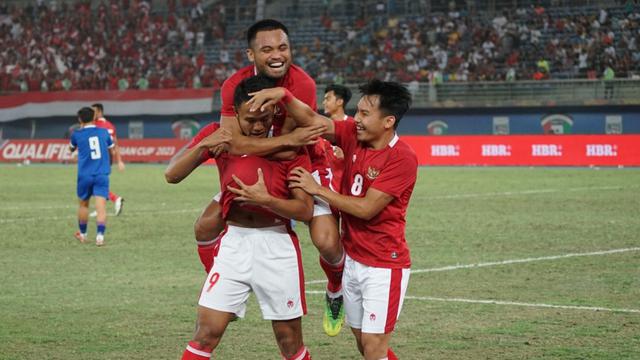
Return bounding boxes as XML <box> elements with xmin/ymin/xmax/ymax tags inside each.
<box><xmin>414</xmin><ymin>185</ymin><xmax>622</xmax><ymax>200</ymax></box>
<box><xmin>305</xmin><ymin>247</ymin><xmax>640</xmax><ymax>285</ymax></box>
<box><xmin>304</xmin><ymin>292</ymin><xmax>640</xmax><ymax>314</ymax></box>
<box><xmin>404</xmin><ymin>296</ymin><xmax>640</xmax><ymax>314</ymax></box>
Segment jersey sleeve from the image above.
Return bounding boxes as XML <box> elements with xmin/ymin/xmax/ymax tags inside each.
<box><xmin>291</xmin><ymin>77</ymin><xmax>317</xmax><ymax>111</ymax></box>
<box><xmin>370</xmin><ymin>149</ymin><xmax>418</xmax><ymax>198</ymax></box>
<box><xmin>70</xmin><ymin>132</ymin><xmax>77</xmax><ymax>150</ymax></box>
<box><xmin>333</xmin><ymin>119</ymin><xmax>357</xmax><ymax>151</ymax></box>
<box><xmin>105</xmin><ymin>131</ymin><xmax>114</xmax><ymax>148</ymax></box>
<box><xmin>288</xmin><ymin>150</ymin><xmax>312</xmax><ymax>173</ymax></box>
<box><xmin>220</xmin><ymin>76</ymin><xmax>240</xmax><ymax>117</ymax></box>
<box><xmin>187</xmin><ymin>122</ymin><xmax>220</xmax><ymax>162</ymax></box>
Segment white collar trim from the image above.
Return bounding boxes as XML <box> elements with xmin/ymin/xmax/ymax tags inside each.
<box><xmin>389</xmin><ymin>133</ymin><xmax>399</xmax><ymax>148</ymax></box>
<box><xmin>84</xmin><ymin>125</ymin><xmax>96</xmax><ymax>128</ymax></box>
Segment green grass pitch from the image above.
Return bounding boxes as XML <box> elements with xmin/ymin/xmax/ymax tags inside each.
<box><xmin>1</xmin><ymin>164</ymin><xmax>639</xmax><ymax>359</ymax></box>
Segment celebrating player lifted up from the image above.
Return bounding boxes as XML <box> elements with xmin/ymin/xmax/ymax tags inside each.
<box><xmin>179</xmin><ymin>76</ymin><xmax>315</xmax><ymax>360</ymax></box>
<box><xmin>165</xmin><ymin>19</ymin><xmax>347</xmax><ymax>337</ymax></box>
<box><xmin>249</xmin><ymin>80</ymin><xmax>418</xmax><ymax>360</ymax></box>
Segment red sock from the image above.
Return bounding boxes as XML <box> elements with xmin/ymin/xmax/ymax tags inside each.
<box><xmin>282</xmin><ymin>345</ymin><xmax>310</xmax><ymax>360</ymax></box>
<box><xmin>197</xmin><ymin>240</ymin><xmax>218</xmax><ymax>273</ymax></box>
<box><xmin>108</xmin><ymin>192</ymin><xmax>118</xmax><ymax>202</ymax></box>
<box><xmin>182</xmin><ymin>341</ymin><xmax>212</xmax><ymax>359</ymax></box>
<box><xmin>319</xmin><ymin>253</ymin><xmax>344</xmax><ymax>294</ymax></box>
<box><xmin>387</xmin><ymin>348</ymin><xmax>398</xmax><ymax>360</ymax></box>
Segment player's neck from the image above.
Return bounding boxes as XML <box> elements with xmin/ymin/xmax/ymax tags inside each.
<box><xmin>367</xmin><ymin>130</ymin><xmax>396</xmax><ymax>150</ymax></box>
<box><xmin>330</xmin><ymin>109</ymin><xmax>346</xmax><ymax>121</ymax></box>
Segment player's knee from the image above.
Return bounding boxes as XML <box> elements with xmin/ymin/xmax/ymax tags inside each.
<box><xmin>194</xmin><ymin>215</ymin><xmax>223</xmax><ymax>242</ymax></box>
<box><xmin>310</xmin><ymin>226</ymin><xmax>341</xmax><ymax>259</ymax></box>
<box><xmin>193</xmin><ymin>324</ymin><xmax>223</xmax><ymax>350</ymax></box>
<box><xmin>360</xmin><ymin>336</ymin><xmax>387</xmax><ymax>359</ymax></box>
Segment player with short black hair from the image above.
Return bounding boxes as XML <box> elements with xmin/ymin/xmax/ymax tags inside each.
<box><xmin>249</xmin><ymin>79</ymin><xmax>418</xmax><ymax>360</ymax></box>
<box><xmin>172</xmin><ymin>19</ymin><xmax>347</xmax><ymax>338</ymax></box>
<box><xmin>70</xmin><ymin>107</ymin><xmax>115</xmax><ymax>246</ymax></box>
<box><xmin>178</xmin><ymin>75</ymin><xmax>314</xmax><ymax>360</ymax></box>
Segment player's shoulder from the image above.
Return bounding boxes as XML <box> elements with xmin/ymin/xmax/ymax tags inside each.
<box><xmin>286</xmin><ymin>64</ymin><xmax>316</xmax><ymax>89</ymax></box>
<box><xmin>202</xmin><ymin>121</ymin><xmax>220</xmax><ymax>132</ymax></box>
<box><xmin>221</xmin><ymin>65</ymin><xmax>254</xmax><ymax>91</ymax></box>
<box><xmin>391</xmin><ymin>137</ymin><xmax>418</xmax><ymax>164</ymax></box>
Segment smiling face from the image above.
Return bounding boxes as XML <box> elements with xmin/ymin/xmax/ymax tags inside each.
<box><xmin>246</xmin><ymin>29</ymin><xmax>292</xmax><ymax>80</ymax></box>
<box><xmin>354</xmin><ymin>95</ymin><xmax>395</xmax><ymax>144</ymax></box>
<box><xmin>235</xmin><ymin>101</ymin><xmax>274</xmax><ymax>138</ymax></box>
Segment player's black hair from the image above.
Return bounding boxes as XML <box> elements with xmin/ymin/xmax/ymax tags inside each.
<box><xmin>325</xmin><ymin>84</ymin><xmax>352</xmax><ymax>107</ymax></box>
<box><xmin>358</xmin><ymin>80</ymin><xmax>411</xmax><ymax>129</ymax></box>
<box><xmin>233</xmin><ymin>75</ymin><xmax>278</xmax><ymax>110</ymax></box>
<box><xmin>246</xmin><ymin>19</ymin><xmax>289</xmax><ymax>47</ymax></box>
<box><xmin>77</xmin><ymin>107</ymin><xmax>95</xmax><ymax>123</ymax></box>
<box><xmin>91</xmin><ymin>103</ymin><xmax>104</xmax><ymax>113</ymax></box>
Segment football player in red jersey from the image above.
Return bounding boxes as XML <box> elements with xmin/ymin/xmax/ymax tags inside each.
<box><xmin>322</xmin><ymin>84</ymin><xmax>354</xmax><ymax>193</ymax></box>
<box><xmin>172</xmin><ymin>19</ymin><xmax>346</xmax><ymax>336</ymax></box>
<box><xmin>178</xmin><ymin>75</ymin><xmax>314</xmax><ymax>360</ymax></box>
<box><xmin>249</xmin><ymin>80</ymin><xmax>417</xmax><ymax>360</ymax></box>
<box><xmin>92</xmin><ymin>103</ymin><xmax>126</xmax><ymax>216</ymax></box>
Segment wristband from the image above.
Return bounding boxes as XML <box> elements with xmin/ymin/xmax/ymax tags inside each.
<box><xmin>282</xmin><ymin>89</ymin><xmax>294</xmax><ymax>104</ymax></box>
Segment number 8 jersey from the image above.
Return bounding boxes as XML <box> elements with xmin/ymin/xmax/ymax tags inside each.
<box><xmin>334</xmin><ymin>120</ymin><xmax>418</xmax><ymax>269</ymax></box>
<box><xmin>70</xmin><ymin>125</ymin><xmax>114</xmax><ymax>177</ymax></box>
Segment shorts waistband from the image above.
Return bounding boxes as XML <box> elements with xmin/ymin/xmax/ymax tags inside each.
<box><xmin>225</xmin><ymin>224</ymin><xmax>289</xmax><ymax>236</ymax></box>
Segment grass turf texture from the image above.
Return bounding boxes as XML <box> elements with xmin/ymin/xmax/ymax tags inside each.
<box><xmin>1</xmin><ymin>164</ymin><xmax>639</xmax><ymax>359</ymax></box>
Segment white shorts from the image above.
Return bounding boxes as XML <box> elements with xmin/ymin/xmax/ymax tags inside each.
<box><xmin>343</xmin><ymin>254</ymin><xmax>410</xmax><ymax>334</ymax></box>
<box><xmin>311</xmin><ymin>169</ymin><xmax>333</xmax><ymax>217</ymax></box>
<box><xmin>198</xmin><ymin>224</ymin><xmax>306</xmax><ymax>320</ymax></box>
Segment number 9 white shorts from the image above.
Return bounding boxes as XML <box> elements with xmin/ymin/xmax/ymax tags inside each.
<box><xmin>198</xmin><ymin>224</ymin><xmax>307</xmax><ymax>320</ymax></box>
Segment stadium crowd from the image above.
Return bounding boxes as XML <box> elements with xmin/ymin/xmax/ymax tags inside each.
<box><xmin>304</xmin><ymin>3</ymin><xmax>640</xmax><ymax>83</ymax></box>
<box><xmin>1</xmin><ymin>1</ymin><xmax>639</xmax><ymax>92</ymax></box>
<box><xmin>0</xmin><ymin>0</ymin><xmax>234</xmax><ymax>92</ymax></box>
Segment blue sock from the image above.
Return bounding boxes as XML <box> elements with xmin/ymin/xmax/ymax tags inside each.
<box><xmin>97</xmin><ymin>223</ymin><xmax>106</xmax><ymax>236</ymax></box>
<box><xmin>79</xmin><ymin>222</ymin><xmax>87</xmax><ymax>234</ymax></box>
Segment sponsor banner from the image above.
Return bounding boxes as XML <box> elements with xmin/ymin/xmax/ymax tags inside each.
<box><xmin>0</xmin><ymin>139</ymin><xmax>190</xmax><ymax>163</ymax></box>
<box><xmin>403</xmin><ymin>135</ymin><xmax>640</xmax><ymax>166</ymax></box>
<box><xmin>0</xmin><ymin>88</ymin><xmax>215</xmax><ymax>123</ymax></box>
<box><xmin>2</xmin><ymin>135</ymin><xmax>638</xmax><ymax>166</ymax></box>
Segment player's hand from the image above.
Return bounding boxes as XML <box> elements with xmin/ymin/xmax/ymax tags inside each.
<box><xmin>288</xmin><ymin>167</ymin><xmax>321</xmax><ymax>195</ymax></box>
<box><xmin>247</xmin><ymin>87</ymin><xmax>286</xmax><ymax>112</ymax></box>
<box><xmin>201</xmin><ymin>128</ymin><xmax>232</xmax><ymax>149</ymax></box>
<box><xmin>228</xmin><ymin>168</ymin><xmax>272</xmax><ymax>206</ymax></box>
<box><xmin>117</xmin><ymin>160</ymin><xmax>126</xmax><ymax>171</ymax></box>
<box><xmin>333</xmin><ymin>146</ymin><xmax>344</xmax><ymax>160</ymax></box>
<box><xmin>286</xmin><ymin>124</ymin><xmax>327</xmax><ymax>147</ymax></box>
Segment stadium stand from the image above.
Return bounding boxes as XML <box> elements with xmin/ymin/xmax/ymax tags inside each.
<box><xmin>0</xmin><ymin>0</ymin><xmax>638</xmax><ymax>93</ymax></box>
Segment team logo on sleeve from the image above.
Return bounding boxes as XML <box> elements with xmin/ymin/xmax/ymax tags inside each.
<box><xmin>366</xmin><ymin>166</ymin><xmax>380</xmax><ymax>180</ymax></box>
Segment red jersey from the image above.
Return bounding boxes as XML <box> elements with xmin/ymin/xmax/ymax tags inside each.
<box><xmin>219</xmin><ymin>64</ymin><xmax>317</xmax><ymax>135</ymax></box>
<box><xmin>187</xmin><ymin>122</ymin><xmax>220</xmax><ymax>162</ymax></box>
<box><xmin>216</xmin><ymin>151</ymin><xmax>312</xmax><ymax>222</ymax></box>
<box><xmin>95</xmin><ymin>117</ymin><xmax>117</xmax><ymax>141</ymax></box>
<box><xmin>334</xmin><ymin>120</ymin><xmax>418</xmax><ymax>269</ymax></box>
<box><xmin>326</xmin><ymin>115</ymin><xmax>354</xmax><ymax>192</ymax></box>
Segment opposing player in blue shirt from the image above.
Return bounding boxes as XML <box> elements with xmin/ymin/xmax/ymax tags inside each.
<box><xmin>69</xmin><ymin>107</ymin><xmax>115</xmax><ymax>246</ymax></box>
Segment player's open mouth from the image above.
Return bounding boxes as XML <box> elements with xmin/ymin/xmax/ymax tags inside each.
<box><xmin>268</xmin><ymin>62</ymin><xmax>285</xmax><ymax>68</ymax></box>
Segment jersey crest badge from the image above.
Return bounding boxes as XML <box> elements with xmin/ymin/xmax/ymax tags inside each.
<box><xmin>366</xmin><ymin>166</ymin><xmax>380</xmax><ymax>180</ymax></box>
<box><xmin>352</xmin><ymin>154</ymin><xmax>357</xmax><ymax>163</ymax></box>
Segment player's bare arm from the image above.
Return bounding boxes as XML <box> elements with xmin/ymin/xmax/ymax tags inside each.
<box><xmin>248</xmin><ymin>87</ymin><xmax>336</xmax><ymax>142</ymax></box>
<box><xmin>164</xmin><ymin>128</ymin><xmax>231</xmax><ymax>184</ymax></box>
<box><xmin>112</xmin><ymin>141</ymin><xmax>126</xmax><ymax>171</ymax></box>
<box><xmin>288</xmin><ymin>166</ymin><xmax>393</xmax><ymax>220</ymax></box>
<box><xmin>219</xmin><ymin>115</ymin><xmax>322</xmax><ymax>157</ymax></box>
<box><xmin>228</xmin><ymin>168</ymin><xmax>313</xmax><ymax>222</ymax></box>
